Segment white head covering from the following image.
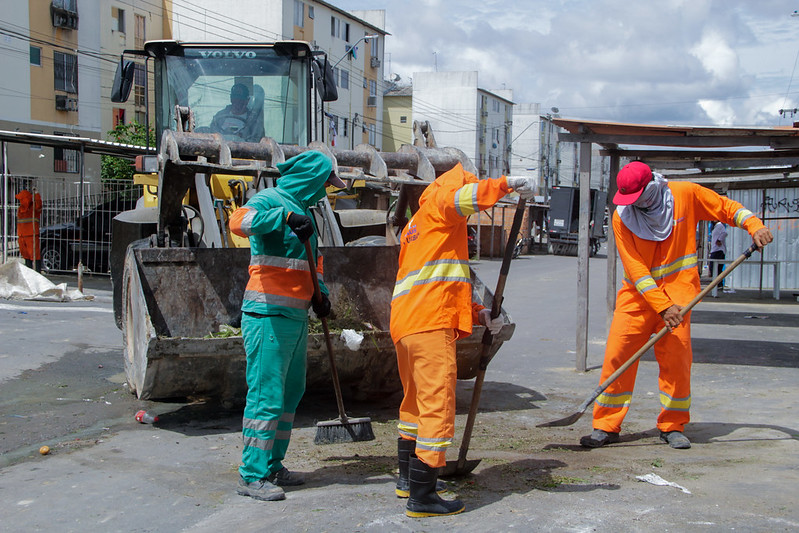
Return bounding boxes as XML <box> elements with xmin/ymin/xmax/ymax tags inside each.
<box><xmin>616</xmin><ymin>173</ymin><xmax>674</xmax><ymax>241</ymax></box>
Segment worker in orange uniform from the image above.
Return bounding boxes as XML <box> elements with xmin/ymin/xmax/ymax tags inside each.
<box><xmin>390</xmin><ymin>164</ymin><xmax>535</xmax><ymax>517</ymax></box>
<box><xmin>16</xmin><ymin>187</ymin><xmax>43</xmax><ymax>272</ymax></box>
<box><xmin>580</xmin><ymin>162</ymin><xmax>773</xmax><ymax>450</ymax></box>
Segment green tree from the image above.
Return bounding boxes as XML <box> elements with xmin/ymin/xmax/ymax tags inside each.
<box><xmin>101</xmin><ymin>121</ymin><xmax>154</xmax><ymax>185</ymax></box>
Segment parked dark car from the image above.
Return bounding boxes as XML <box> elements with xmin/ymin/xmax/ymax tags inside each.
<box><xmin>40</xmin><ymin>196</ymin><xmax>138</xmax><ymax>274</ymax></box>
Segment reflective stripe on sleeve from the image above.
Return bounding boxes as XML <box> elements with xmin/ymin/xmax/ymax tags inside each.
<box><xmin>454</xmin><ymin>183</ymin><xmax>480</xmax><ymax>217</ymax></box>
<box><xmin>634</xmin><ymin>275</ymin><xmax>658</xmax><ymax>295</ymax></box>
<box><xmin>733</xmin><ymin>208</ymin><xmax>754</xmax><ymax>228</ymax></box>
<box><xmin>239</xmin><ymin>208</ymin><xmax>257</xmax><ymax>236</ymax></box>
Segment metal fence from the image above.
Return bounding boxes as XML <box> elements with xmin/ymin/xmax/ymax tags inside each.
<box><xmin>1</xmin><ymin>175</ymin><xmax>141</xmax><ymax>275</ymax></box>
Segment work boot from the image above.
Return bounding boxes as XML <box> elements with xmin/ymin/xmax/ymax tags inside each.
<box><xmin>579</xmin><ymin>429</ymin><xmax>620</xmax><ymax>448</ymax></box>
<box><xmin>237</xmin><ymin>475</ymin><xmax>286</xmax><ymax>501</ymax></box>
<box><xmin>405</xmin><ymin>455</ymin><xmax>465</xmax><ymax>518</ymax></box>
<box><xmin>396</xmin><ymin>438</ymin><xmax>448</xmax><ymax>498</ymax></box>
<box><xmin>267</xmin><ymin>466</ymin><xmax>306</xmax><ymax>486</ymax></box>
<box><xmin>660</xmin><ymin>431</ymin><xmax>691</xmax><ymax>449</ymax></box>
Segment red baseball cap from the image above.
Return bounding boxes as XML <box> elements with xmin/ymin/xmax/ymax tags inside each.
<box><xmin>613</xmin><ymin>162</ymin><xmax>653</xmax><ymax>205</ymax></box>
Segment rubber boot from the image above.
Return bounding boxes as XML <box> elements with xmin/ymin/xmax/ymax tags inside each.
<box><xmin>396</xmin><ymin>438</ymin><xmax>448</xmax><ymax>498</ymax></box>
<box><xmin>405</xmin><ymin>455</ymin><xmax>465</xmax><ymax>518</ymax></box>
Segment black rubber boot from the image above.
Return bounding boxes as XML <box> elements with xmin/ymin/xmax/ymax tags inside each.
<box><xmin>396</xmin><ymin>439</ymin><xmax>448</xmax><ymax>498</ymax></box>
<box><xmin>405</xmin><ymin>455</ymin><xmax>465</xmax><ymax>518</ymax></box>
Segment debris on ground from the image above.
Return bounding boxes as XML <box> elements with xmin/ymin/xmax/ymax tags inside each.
<box><xmin>636</xmin><ymin>473</ymin><xmax>691</xmax><ymax>494</ymax></box>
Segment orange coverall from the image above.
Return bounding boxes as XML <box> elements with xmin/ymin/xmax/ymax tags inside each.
<box><xmin>390</xmin><ymin>163</ymin><xmax>511</xmax><ymax>468</ymax></box>
<box><xmin>593</xmin><ymin>181</ymin><xmax>766</xmax><ymax>434</ymax></box>
<box><xmin>16</xmin><ymin>190</ymin><xmax>42</xmax><ymax>261</ymax></box>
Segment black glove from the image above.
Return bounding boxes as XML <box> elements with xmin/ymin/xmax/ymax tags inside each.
<box><xmin>312</xmin><ymin>293</ymin><xmax>331</xmax><ymax>319</ymax></box>
<box><xmin>287</xmin><ymin>212</ymin><xmax>314</xmax><ymax>242</ymax></box>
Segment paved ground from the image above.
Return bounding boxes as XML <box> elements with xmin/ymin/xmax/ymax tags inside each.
<box><xmin>0</xmin><ymin>252</ymin><xmax>797</xmax><ymax>532</ymax></box>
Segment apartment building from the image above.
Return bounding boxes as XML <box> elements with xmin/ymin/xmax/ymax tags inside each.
<box><xmin>103</xmin><ymin>1</ymin><xmax>164</xmax><ymax>136</ymax></box>
<box><xmin>412</xmin><ymin>71</ymin><xmax>513</xmax><ymax>179</ymax></box>
<box><xmin>0</xmin><ymin>0</ymin><xmax>102</xmax><ymax>181</ymax></box>
<box><xmin>164</xmin><ymin>0</ymin><xmax>387</xmax><ymax>150</ymax></box>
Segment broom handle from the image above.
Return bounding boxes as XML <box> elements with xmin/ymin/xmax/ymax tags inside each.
<box><xmin>455</xmin><ymin>198</ymin><xmax>527</xmax><ymax>469</ymax></box>
<box><xmin>304</xmin><ymin>240</ymin><xmax>349</xmax><ymax>423</ymax></box>
<box><xmin>577</xmin><ymin>242</ymin><xmax>759</xmax><ymax>413</ymax></box>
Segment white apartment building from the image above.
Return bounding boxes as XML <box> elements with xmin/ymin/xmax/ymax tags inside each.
<box><xmin>509</xmin><ymin>102</ymin><xmax>541</xmax><ymax>192</ymax></box>
<box><xmin>412</xmin><ymin>71</ymin><xmax>513</xmax><ymax>179</ymax></box>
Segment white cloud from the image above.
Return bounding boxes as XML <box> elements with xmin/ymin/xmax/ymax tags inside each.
<box><xmin>335</xmin><ymin>0</ymin><xmax>799</xmax><ymax>126</ymax></box>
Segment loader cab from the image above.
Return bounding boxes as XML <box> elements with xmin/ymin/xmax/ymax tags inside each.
<box><xmin>152</xmin><ymin>41</ymin><xmax>314</xmax><ymax>146</ymax></box>
<box><xmin>113</xmin><ymin>40</ymin><xmax>336</xmax><ymax>148</ymax></box>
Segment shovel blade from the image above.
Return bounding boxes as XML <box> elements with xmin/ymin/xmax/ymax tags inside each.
<box><xmin>536</xmin><ymin>410</ymin><xmax>585</xmax><ymax>428</ymax></box>
<box><xmin>440</xmin><ymin>458</ymin><xmax>481</xmax><ymax>478</ymax></box>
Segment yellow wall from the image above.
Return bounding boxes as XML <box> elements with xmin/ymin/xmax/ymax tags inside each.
<box><xmin>382</xmin><ymin>95</ymin><xmax>412</xmax><ymax>152</ymax></box>
<box><xmin>29</xmin><ymin>1</ymin><xmax>78</xmax><ymax>126</ymax></box>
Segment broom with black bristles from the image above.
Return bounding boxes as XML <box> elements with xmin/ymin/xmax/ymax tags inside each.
<box><xmin>304</xmin><ymin>241</ymin><xmax>375</xmax><ymax>445</ymax></box>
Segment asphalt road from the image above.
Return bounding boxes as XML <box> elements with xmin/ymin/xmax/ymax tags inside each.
<box><xmin>1</xmin><ymin>254</ymin><xmax>797</xmax><ymax>532</ymax></box>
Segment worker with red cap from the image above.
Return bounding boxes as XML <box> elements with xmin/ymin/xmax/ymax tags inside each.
<box><xmin>580</xmin><ymin>161</ymin><xmax>773</xmax><ymax>450</ymax></box>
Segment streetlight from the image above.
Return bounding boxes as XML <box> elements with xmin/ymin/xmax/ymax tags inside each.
<box><xmin>331</xmin><ymin>34</ymin><xmax>378</xmax><ymax>70</ymax></box>
<box><xmin>329</xmin><ymin>35</ymin><xmax>377</xmax><ymax>149</ymax></box>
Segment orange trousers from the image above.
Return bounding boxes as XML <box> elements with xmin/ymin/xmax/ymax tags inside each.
<box><xmin>592</xmin><ymin>308</ymin><xmax>693</xmax><ymax>434</ymax></box>
<box><xmin>395</xmin><ymin>329</ymin><xmax>457</xmax><ymax>468</ymax></box>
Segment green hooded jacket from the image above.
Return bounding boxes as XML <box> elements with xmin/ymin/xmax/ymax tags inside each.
<box><xmin>235</xmin><ymin>150</ymin><xmax>332</xmax><ymax>319</ymax></box>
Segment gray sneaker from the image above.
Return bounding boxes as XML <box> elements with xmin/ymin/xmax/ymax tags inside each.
<box><xmin>580</xmin><ymin>429</ymin><xmax>620</xmax><ymax>448</ymax></box>
<box><xmin>660</xmin><ymin>431</ymin><xmax>691</xmax><ymax>449</ymax></box>
<box><xmin>267</xmin><ymin>467</ymin><xmax>305</xmax><ymax>486</ymax></box>
<box><xmin>237</xmin><ymin>475</ymin><xmax>286</xmax><ymax>501</ymax></box>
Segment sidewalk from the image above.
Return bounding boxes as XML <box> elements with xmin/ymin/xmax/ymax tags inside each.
<box><xmin>0</xmin><ymin>255</ymin><xmax>797</xmax><ymax>532</ymax></box>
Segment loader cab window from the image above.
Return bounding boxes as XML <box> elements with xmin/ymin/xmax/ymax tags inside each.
<box><xmin>156</xmin><ymin>47</ymin><xmax>310</xmax><ymax>145</ymax></box>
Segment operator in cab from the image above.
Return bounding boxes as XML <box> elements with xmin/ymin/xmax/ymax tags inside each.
<box><xmin>209</xmin><ymin>83</ymin><xmax>265</xmax><ymax>142</ymax></box>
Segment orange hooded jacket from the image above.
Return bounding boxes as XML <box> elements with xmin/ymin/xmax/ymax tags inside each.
<box><xmin>390</xmin><ymin>164</ymin><xmax>511</xmax><ymax>343</ymax></box>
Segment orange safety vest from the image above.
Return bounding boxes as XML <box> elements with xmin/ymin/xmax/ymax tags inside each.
<box><xmin>390</xmin><ymin>164</ymin><xmax>510</xmax><ymax>342</ymax></box>
<box><xmin>614</xmin><ymin>180</ymin><xmax>765</xmax><ymax>314</ymax></box>
<box><xmin>16</xmin><ymin>190</ymin><xmax>42</xmax><ymax>261</ymax></box>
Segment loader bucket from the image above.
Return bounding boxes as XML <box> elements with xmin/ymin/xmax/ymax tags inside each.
<box><xmin>121</xmin><ymin>242</ymin><xmax>514</xmax><ymax>402</ymax></box>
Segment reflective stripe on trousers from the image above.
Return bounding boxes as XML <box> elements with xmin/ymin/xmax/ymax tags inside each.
<box><xmin>395</xmin><ymin>328</ymin><xmax>457</xmax><ymax>468</ymax></box>
<box><xmin>593</xmin><ymin>308</ymin><xmax>692</xmax><ymax>434</ymax></box>
<box><xmin>239</xmin><ymin>313</ymin><xmax>307</xmax><ymax>482</ymax></box>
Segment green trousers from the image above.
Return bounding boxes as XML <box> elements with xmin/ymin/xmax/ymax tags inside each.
<box><xmin>239</xmin><ymin>312</ymin><xmax>307</xmax><ymax>482</ymax></box>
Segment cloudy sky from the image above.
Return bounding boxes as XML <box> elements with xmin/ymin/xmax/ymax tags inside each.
<box><xmin>333</xmin><ymin>0</ymin><xmax>799</xmax><ymax>127</ymax></box>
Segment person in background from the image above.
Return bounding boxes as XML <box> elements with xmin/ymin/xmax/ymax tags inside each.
<box><xmin>16</xmin><ymin>187</ymin><xmax>42</xmax><ymax>272</ymax></box>
<box><xmin>580</xmin><ymin>162</ymin><xmax>772</xmax><ymax>451</ymax></box>
<box><xmin>709</xmin><ymin>221</ymin><xmax>730</xmax><ymax>292</ymax></box>
<box><xmin>390</xmin><ymin>165</ymin><xmax>536</xmax><ymax>517</ymax></box>
<box><xmin>229</xmin><ymin>150</ymin><xmax>346</xmax><ymax>501</ymax></box>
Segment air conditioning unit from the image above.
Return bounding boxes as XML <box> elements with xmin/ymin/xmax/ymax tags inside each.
<box><xmin>55</xmin><ymin>95</ymin><xmax>78</xmax><ymax>111</ymax></box>
<box><xmin>370</xmin><ymin>57</ymin><xmax>381</xmax><ymax>68</ymax></box>
<box><xmin>367</xmin><ymin>95</ymin><xmax>377</xmax><ymax>107</ymax></box>
<box><xmin>51</xmin><ymin>2</ymin><xmax>79</xmax><ymax>29</ymax></box>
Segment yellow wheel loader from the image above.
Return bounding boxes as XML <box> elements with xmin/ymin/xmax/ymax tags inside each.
<box><xmin>109</xmin><ymin>40</ymin><xmax>515</xmax><ymax>403</ymax></box>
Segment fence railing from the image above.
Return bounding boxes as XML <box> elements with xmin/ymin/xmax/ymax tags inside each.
<box><xmin>2</xmin><ymin>175</ymin><xmax>141</xmax><ymax>275</ymax></box>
